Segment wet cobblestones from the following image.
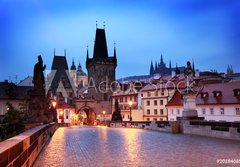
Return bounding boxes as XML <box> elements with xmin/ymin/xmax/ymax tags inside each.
<box><xmin>34</xmin><ymin>126</ymin><xmax>240</xmax><ymax>167</ymax></box>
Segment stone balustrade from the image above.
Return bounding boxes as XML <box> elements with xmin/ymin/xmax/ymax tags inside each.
<box><xmin>181</xmin><ymin>120</ymin><xmax>240</xmax><ymax>141</ymax></box>
<box><xmin>110</xmin><ymin>121</ymin><xmax>180</xmax><ymax>133</ymax></box>
<box><xmin>0</xmin><ymin>123</ymin><xmax>58</xmax><ymax>167</ymax></box>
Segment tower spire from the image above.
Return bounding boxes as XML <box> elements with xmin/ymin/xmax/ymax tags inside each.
<box><xmin>169</xmin><ymin>60</ymin><xmax>172</xmax><ymax>69</ymax></box>
<box><xmin>96</xmin><ymin>20</ymin><xmax>98</xmax><ymax>29</ymax></box>
<box><xmin>64</xmin><ymin>48</ymin><xmax>66</xmax><ymax>57</ymax></box>
<box><xmin>114</xmin><ymin>41</ymin><xmax>116</xmax><ymax>58</ymax></box>
<box><xmin>175</xmin><ymin>63</ymin><xmax>180</xmax><ymax>75</ymax></box>
<box><xmin>150</xmin><ymin>61</ymin><xmax>154</xmax><ymax>76</ymax></box>
<box><xmin>87</xmin><ymin>44</ymin><xmax>89</xmax><ymax>59</ymax></box>
<box><xmin>70</xmin><ymin>57</ymin><xmax>76</xmax><ymax>70</ymax></box>
<box><xmin>160</xmin><ymin>54</ymin><xmax>163</xmax><ymax>64</ymax></box>
<box><xmin>192</xmin><ymin>59</ymin><xmax>195</xmax><ymax>76</ymax></box>
<box><xmin>54</xmin><ymin>48</ymin><xmax>56</xmax><ymax>56</ymax></box>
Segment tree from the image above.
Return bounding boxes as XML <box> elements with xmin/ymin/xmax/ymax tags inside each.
<box><xmin>0</xmin><ymin>103</ymin><xmax>25</xmax><ymax>140</ymax></box>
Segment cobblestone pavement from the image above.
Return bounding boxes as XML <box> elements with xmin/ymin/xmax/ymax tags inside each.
<box><xmin>34</xmin><ymin>126</ymin><xmax>240</xmax><ymax>167</ymax></box>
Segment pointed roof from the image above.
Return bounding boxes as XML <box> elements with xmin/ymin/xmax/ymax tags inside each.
<box><xmin>155</xmin><ymin>62</ymin><xmax>158</xmax><ymax>71</ymax></box>
<box><xmin>93</xmin><ymin>28</ymin><xmax>108</xmax><ymax>59</ymax></box>
<box><xmin>150</xmin><ymin>61</ymin><xmax>154</xmax><ymax>75</ymax></box>
<box><xmin>192</xmin><ymin>61</ymin><xmax>195</xmax><ymax>76</ymax></box>
<box><xmin>169</xmin><ymin>60</ymin><xmax>172</xmax><ymax>69</ymax></box>
<box><xmin>175</xmin><ymin>63</ymin><xmax>180</xmax><ymax>74</ymax></box>
<box><xmin>77</xmin><ymin>61</ymin><xmax>87</xmax><ymax>76</ymax></box>
<box><xmin>51</xmin><ymin>56</ymin><xmax>69</xmax><ymax>70</ymax></box>
<box><xmin>114</xmin><ymin>42</ymin><xmax>116</xmax><ymax>58</ymax></box>
<box><xmin>70</xmin><ymin>58</ymin><xmax>76</xmax><ymax>70</ymax></box>
<box><xmin>160</xmin><ymin>54</ymin><xmax>163</xmax><ymax>64</ymax></box>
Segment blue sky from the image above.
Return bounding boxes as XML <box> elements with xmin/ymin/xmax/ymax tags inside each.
<box><xmin>0</xmin><ymin>0</ymin><xmax>239</xmax><ymax>82</ymax></box>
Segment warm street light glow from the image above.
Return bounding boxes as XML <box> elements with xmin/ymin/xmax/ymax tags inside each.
<box><xmin>98</xmin><ymin>114</ymin><xmax>100</xmax><ymax>118</ymax></box>
<box><xmin>129</xmin><ymin>101</ymin><xmax>133</xmax><ymax>121</ymax></box>
<box><xmin>102</xmin><ymin>110</ymin><xmax>106</xmax><ymax>126</ymax></box>
<box><xmin>52</xmin><ymin>101</ymin><xmax>57</xmax><ymax>108</ymax></box>
<box><xmin>128</xmin><ymin>101</ymin><xmax>133</xmax><ymax>107</ymax></box>
<box><xmin>60</xmin><ymin>110</ymin><xmax>63</xmax><ymax>115</ymax></box>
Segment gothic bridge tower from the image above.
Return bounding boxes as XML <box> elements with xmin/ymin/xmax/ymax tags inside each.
<box><xmin>86</xmin><ymin>28</ymin><xmax>117</xmax><ymax>101</ymax></box>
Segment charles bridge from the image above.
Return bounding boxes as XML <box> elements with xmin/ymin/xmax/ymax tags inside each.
<box><xmin>0</xmin><ymin>120</ymin><xmax>240</xmax><ymax>167</ymax></box>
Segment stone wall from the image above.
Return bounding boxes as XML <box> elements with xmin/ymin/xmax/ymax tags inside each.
<box><xmin>0</xmin><ymin>123</ymin><xmax>58</xmax><ymax>167</ymax></box>
<box><xmin>110</xmin><ymin>121</ymin><xmax>180</xmax><ymax>134</ymax></box>
<box><xmin>181</xmin><ymin>120</ymin><xmax>240</xmax><ymax>141</ymax></box>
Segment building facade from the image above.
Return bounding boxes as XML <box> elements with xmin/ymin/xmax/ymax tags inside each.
<box><xmin>140</xmin><ymin>78</ymin><xmax>184</xmax><ymax>121</ymax></box>
<box><xmin>0</xmin><ymin>81</ymin><xmax>32</xmax><ymax>116</ymax></box>
<box><xmin>167</xmin><ymin>81</ymin><xmax>240</xmax><ymax>122</ymax></box>
<box><xmin>55</xmin><ymin>100</ymin><xmax>75</xmax><ymax>125</ymax></box>
<box><xmin>111</xmin><ymin>82</ymin><xmax>145</xmax><ymax>121</ymax></box>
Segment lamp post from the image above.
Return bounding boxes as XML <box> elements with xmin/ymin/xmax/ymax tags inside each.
<box><xmin>98</xmin><ymin>114</ymin><xmax>101</xmax><ymax>125</ymax></box>
<box><xmin>103</xmin><ymin>110</ymin><xmax>106</xmax><ymax>125</ymax></box>
<box><xmin>128</xmin><ymin>101</ymin><xmax>133</xmax><ymax>121</ymax></box>
<box><xmin>51</xmin><ymin>100</ymin><xmax>57</xmax><ymax>122</ymax></box>
<box><xmin>60</xmin><ymin>110</ymin><xmax>64</xmax><ymax>123</ymax></box>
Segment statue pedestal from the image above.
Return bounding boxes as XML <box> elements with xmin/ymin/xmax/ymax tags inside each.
<box><xmin>28</xmin><ymin>94</ymin><xmax>50</xmax><ymax>123</ymax></box>
<box><xmin>181</xmin><ymin>88</ymin><xmax>198</xmax><ymax>119</ymax></box>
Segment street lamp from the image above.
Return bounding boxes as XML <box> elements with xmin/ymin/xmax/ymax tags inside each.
<box><xmin>52</xmin><ymin>101</ymin><xmax>57</xmax><ymax>108</ymax></box>
<box><xmin>51</xmin><ymin>100</ymin><xmax>57</xmax><ymax>122</ymax></box>
<box><xmin>103</xmin><ymin>110</ymin><xmax>106</xmax><ymax>125</ymax></box>
<box><xmin>128</xmin><ymin>101</ymin><xmax>133</xmax><ymax>121</ymax></box>
<box><xmin>60</xmin><ymin>110</ymin><xmax>63</xmax><ymax>115</ymax></box>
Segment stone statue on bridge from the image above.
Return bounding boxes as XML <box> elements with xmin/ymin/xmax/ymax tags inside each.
<box><xmin>184</xmin><ymin>61</ymin><xmax>193</xmax><ymax>91</ymax></box>
<box><xmin>28</xmin><ymin>55</ymin><xmax>54</xmax><ymax>123</ymax></box>
<box><xmin>33</xmin><ymin>55</ymin><xmax>46</xmax><ymax>95</ymax></box>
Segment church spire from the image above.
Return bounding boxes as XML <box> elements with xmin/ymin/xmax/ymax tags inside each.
<box><xmin>54</xmin><ymin>48</ymin><xmax>56</xmax><ymax>56</ymax></box>
<box><xmin>150</xmin><ymin>61</ymin><xmax>154</xmax><ymax>76</ymax></box>
<box><xmin>169</xmin><ymin>60</ymin><xmax>172</xmax><ymax>69</ymax></box>
<box><xmin>71</xmin><ymin>58</ymin><xmax>76</xmax><ymax>70</ymax></box>
<box><xmin>155</xmin><ymin>62</ymin><xmax>158</xmax><ymax>72</ymax></box>
<box><xmin>64</xmin><ymin>48</ymin><xmax>66</xmax><ymax>57</ymax></box>
<box><xmin>160</xmin><ymin>54</ymin><xmax>164</xmax><ymax>64</ymax></box>
<box><xmin>175</xmin><ymin>63</ymin><xmax>180</xmax><ymax>75</ymax></box>
<box><xmin>192</xmin><ymin>59</ymin><xmax>195</xmax><ymax>77</ymax></box>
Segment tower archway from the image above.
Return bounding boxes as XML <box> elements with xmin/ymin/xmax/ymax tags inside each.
<box><xmin>77</xmin><ymin>106</ymin><xmax>95</xmax><ymax>125</ymax></box>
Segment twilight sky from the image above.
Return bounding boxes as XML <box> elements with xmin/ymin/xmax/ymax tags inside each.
<box><xmin>0</xmin><ymin>0</ymin><xmax>239</xmax><ymax>82</ymax></box>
